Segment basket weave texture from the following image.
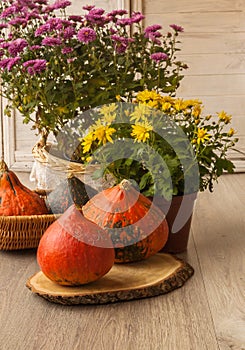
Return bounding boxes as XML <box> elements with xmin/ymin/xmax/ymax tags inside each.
<box><xmin>32</xmin><ymin>142</ymin><xmax>100</xmax><ymax>175</ymax></box>
<box><xmin>0</xmin><ymin>214</ymin><xmax>57</xmax><ymax>250</ymax></box>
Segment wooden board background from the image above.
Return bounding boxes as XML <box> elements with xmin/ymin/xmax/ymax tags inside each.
<box><xmin>140</xmin><ymin>0</ymin><xmax>245</xmax><ymax>170</ymax></box>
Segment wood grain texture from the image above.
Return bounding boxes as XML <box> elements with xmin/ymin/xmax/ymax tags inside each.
<box><xmin>26</xmin><ymin>254</ymin><xmax>194</xmax><ymax>305</ymax></box>
<box><xmin>0</xmin><ymin>173</ymin><xmax>244</xmax><ymax>350</ymax></box>
<box><xmin>181</xmin><ymin>33</ymin><xmax>245</xmax><ymax>54</ymax></box>
<box><xmin>142</xmin><ymin>0</ymin><xmax>245</xmax><ymax>166</ymax></box>
<box><xmin>191</xmin><ymin>174</ymin><xmax>245</xmax><ymax>350</ymax></box>
<box><xmin>144</xmin><ymin>0</ymin><xmax>245</xmax><ymax>13</ymax></box>
<box><xmin>177</xmin><ymin>75</ymin><xmax>245</xmax><ymax>96</ymax></box>
<box><xmin>145</xmin><ymin>12</ymin><xmax>245</xmax><ymax>33</ymax></box>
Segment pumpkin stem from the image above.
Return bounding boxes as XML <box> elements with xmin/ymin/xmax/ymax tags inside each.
<box><xmin>0</xmin><ymin>159</ymin><xmax>9</xmax><ymax>172</ymax></box>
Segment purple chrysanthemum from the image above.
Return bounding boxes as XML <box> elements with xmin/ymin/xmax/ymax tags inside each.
<box><xmin>62</xmin><ymin>47</ymin><xmax>73</xmax><ymax>54</ymax></box>
<box><xmin>145</xmin><ymin>30</ymin><xmax>162</xmax><ymax>39</ymax></box>
<box><xmin>23</xmin><ymin>59</ymin><xmax>47</xmax><ymax>75</ymax></box>
<box><xmin>0</xmin><ymin>57</ymin><xmax>21</xmax><ymax>71</ymax></box>
<box><xmin>85</xmin><ymin>8</ymin><xmax>106</xmax><ymax>25</ymax></box>
<box><xmin>25</xmin><ymin>11</ymin><xmax>41</xmax><ymax>21</ymax></box>
<box><xmin>0</xmin><ymin>24</ymin><xmax>8</xmax><ymax>29</ymax></box>
<box><xmin>131</xmin><ymin>12</ymin><xmax>145</xmax><ymax>23</ymax></box>
<box><xmin>144</xmin><ymin>24</ymin><xmax>162</xmax><ymax>33</ymax></box>
<box><xmin>0</xmin><ymin>5</ymin><xmax>17</xmax><ymax>19</ymax></box>
<box><xmin>111</xmin><ymin>35</ymin><xmax>134</xmax><ymax>54</ymax></box>
<box><xmin>111</xmin><ymin>35</ymin><xmax>126</xmax><ymax>43</ymax></box>
<box><xmin>116</xmin><ymin>18</ymin><xmax>134</xmax><ymax>26</ymax></box>
<box><xmin>0</xmin><ymin>42</ymin><xmax>9</xmax><ymax>49</ymax></box>
<box><xmin>35</xmin><ymin>24</ymin><xmax>49</xmax><ymax>36</ymax></box>
<box><xmin>8</xmin><ymin>39</ymin><xmax>28</xmax><ymax>57</ymax></box>
<box><xmin>30</xmin><ymin>45</ymin><xmax>42</xmax><ymax>50</ymax></box>
<box><xmin>82</xmin><ymin>5</ymin><xmax>95</xmax><ymax>11</ymax></box>
<box><xmin>48</xmin><ymin>0</ymin><xmax>71</xmax><ymax>11</ymax></box>
<box><xmin>63</xmin><ymin>27</ymin><xmax>76</xmax><ymax>39</ymax></box>
<box><xmin>35</xmin><ymin>18</ymin><xmax>72</xmax><ymax>36</ymax></box>
<box><xmin>67</xmin><ymin>57</ymin><xmax>76</xmax><ymax>64</ymax></box>
<box><xmin>77</xmin><ymin>27</ymin><xmax>96</xmax><ymax>44</ymax></box>
<box><xmin>41</xmin><ymin>37</ymin><xmax>62</xmax><ymax>46</ymax></box>
<box><xmin>150</xmin><ymin>52</ymin><xmax>168</xmax><ymax>62</ymax></box>
<box><xmin>9</xmin><ymin>18</ymin><xmax>28</xmax><ymax>26</ymax></box>
<box><xmin>169</xmin><ymin>24</ymin><xmax>184</xmax><ymax>32</ymax></box>
<box><xmin>108</xmin><ymin>9</ymin><xmax>128</xmax><ymax>17</ymax></box>
<box><xmin>109</xmin><ymin>28</ymin><xmax>117</xmax><ymax>35</ymax></box>
<box><xmin>68</xmin><ymin>15</ymin><xmax>83</xmax><ymax>22</ymax></box>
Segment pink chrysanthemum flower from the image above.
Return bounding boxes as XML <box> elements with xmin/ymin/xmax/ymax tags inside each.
<box><xmin>150</xmin><ymin>52</ymin><xmax>168</xmax><ymax>62</ymax></box>
<box><xmin>8</xmin><ymin>39</ymin><xmax>28</xmax><ymax>57</ymax></box>
<box><xmin>0</xmin><ymin>57</ymin><xmax>21</xmax><ymax>71</ymax></box>
<box><xmin>77</xmin><ymin>27</ymin><xmax>96</xmax><ymax>44</ymax></box>
<box><xmin>169</xmin><ymin>24</ymin><xmax>184</xmax><ymax>32</ymax></box>
<box><xmin>23</xmin><ymin>59</ymin><xmax>47</xmax><ymax>75</ymax></box>
<box><xmin>41</xmin><ymin>37</ymin><xmax>62</xmax><ymax>46</ymax></box>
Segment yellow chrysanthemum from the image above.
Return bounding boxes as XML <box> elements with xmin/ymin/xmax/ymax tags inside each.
<box><xmin>184</xmin><ymin>99</ymin><xmax>202</xmax><ymax>108</ymax></box>
<box><xmin>102</xmin><ymin>113</ymin><xmax>116</xmax><ymax>124</ymax></box>
<box><xmin>99</xmin><ymin>103</ymin><xmax>118</xmax><ymax>116</ymax></box>
<box><xmin>161</xmin><ymin>102</ymin><xmax>172</xmax><ymax>112</ymax></box>
<box><xmin>93</xmin><ymin>121</ymin><xmax>116</xmax><ymax>145</ymax></box>
<box><xmin>136</xmin><ymin>90</ymin><xmax>161</xmax><ymax>103</ymax></box>
<box><xmin>160</xmin><ymin>96</ymin><xmax>174</xmax><ymax>104</ymax></box>
<box><xmin>191</xmin><ymin>104</ymin><xmax>202</xmax><ymax>118</ymax></box>
<box><xmin>196</xmin><ymin>128</ymin><xmax>211</xmax><ymax>145</ymax></box>
<box><xmin>218</xmin><ymin>111</ymin><xmax>232</xmax><ymax>124</ymax></box>
<box><xmin>227</xmin><ymin>128</ymin><xmax>236</xmax><ymax>136</ymax></box>
<box><xmin>145</xmin><ymin>100</ymin><xmax>160</xmax><ymax>108</ymax></box>
<box><xmin>131</xmin><ymin>121</ymin><xmax>153</xmax><ymax>143</ymax></box>
<box><xmin>174</xmin><ymin>99</ymin><xmax>186</xmax><ymax>112</ymax></box>
<box><xmin>130</xmin><ymin>104</ymin><xmax>151</xmax><ymax>123</ymax></box>
<box><xmin>81</xmin><ymin>132</ymin><xmax>94</xmax><ymax>153</ymax></box>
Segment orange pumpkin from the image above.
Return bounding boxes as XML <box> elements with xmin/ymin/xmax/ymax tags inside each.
<box><xmin>82</xmin><ymin>179</ymin><xmax>169</xmax><ymax>263</ymax></box>
<box><xmin>0</xmin><ymin>159</ymin><xmax>48</xmax><ymax>216</ymax></box>
<box><xmin>37</xmin><ymin>204</ymin><xmax>115</xmax><ymax>286</ymax></box>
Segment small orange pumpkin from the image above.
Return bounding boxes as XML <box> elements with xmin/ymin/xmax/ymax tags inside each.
<box><xmin>37</xmin><ymin>204</ymin><xmax>115</xmax><ymax>286</ymax></box>
<box><xmin>82</xmin><ymin>179</ymin><xmax>169</xmax><ymax>263</ymax></box>
<box><xmin>0</xmin><ymin>159</ymin><xmax>48</xmax><ymax>216</ymax></box>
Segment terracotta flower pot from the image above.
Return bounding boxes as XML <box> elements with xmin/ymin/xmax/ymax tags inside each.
<box><xmin>150</xmin><ymin>192</ymin><xmax>198</xmax><ymax>253</ymax></box>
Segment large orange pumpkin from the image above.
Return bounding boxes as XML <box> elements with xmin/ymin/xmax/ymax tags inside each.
<box><xmin>37</xmin><ymin>204</ymin><xmax>115</xmax><ymax>286</ymax></box>
<box><xmin>82</xmin><ymin>179</ymin><xmax>169</xmax><ymax>263</ymax></box>
<box><xmin>0</xmin><ymin>159</ymin><xmax>48</xmax><ymax>216</ymax></box>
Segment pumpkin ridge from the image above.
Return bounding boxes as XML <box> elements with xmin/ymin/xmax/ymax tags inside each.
<box><xmin>5</xmin><ymin>174</ymin><xmax>17</xmax><ymax>195</ymax></box>
<box><xmin>82</xmin><ymin>180</ymin><xmax>169</xmax><ymax>263</ymax></box>
<box><xmin>0</xmin><ymin>160</ymin><xmax>48</xmax><ymax>216</ymax></box>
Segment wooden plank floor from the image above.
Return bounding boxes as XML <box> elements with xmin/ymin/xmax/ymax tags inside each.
<box><xmin>0</xmin><ymin>173</ymin><xmax>244</xmax><ymax>350</ymax></box>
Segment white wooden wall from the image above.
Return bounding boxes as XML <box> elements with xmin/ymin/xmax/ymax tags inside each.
<box><xmin>139</xmin><ymin>0</ymin><xmax>245</xmax><ymax>171</ymax></box>
<box><xmin>1</xmin><ymin>0</ymin><xmax>245</xmax><ymax>171</ymax></box>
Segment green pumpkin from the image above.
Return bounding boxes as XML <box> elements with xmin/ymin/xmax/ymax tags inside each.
<box><xmin>46</xmin><ymin>175</ymin><xmax>98</xmax><ymax>214</ymax></box>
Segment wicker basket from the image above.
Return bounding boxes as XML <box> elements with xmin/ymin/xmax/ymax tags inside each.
<box><xmin>0</xmin><ymin>213</ymin><xmax>58</xmax><ymax>250</ymax></box>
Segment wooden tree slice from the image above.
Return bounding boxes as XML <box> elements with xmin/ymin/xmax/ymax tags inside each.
<box><xmin>26</xmin><ymin>253</ymin><xmax>194</xmax><ymax>305</ymax></box>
